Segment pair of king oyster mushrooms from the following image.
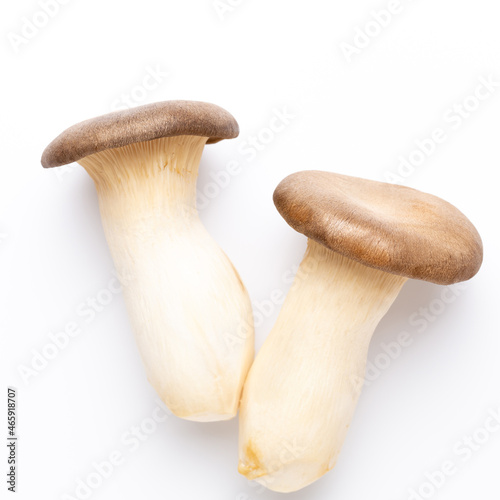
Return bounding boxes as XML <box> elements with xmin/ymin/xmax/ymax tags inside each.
<box><xmin>42</xmin><ymin>101</ymin><xmax>483</xmax><ymax>493</ymax></box>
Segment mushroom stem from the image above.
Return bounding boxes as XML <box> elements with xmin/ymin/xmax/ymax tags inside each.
<box><xmin>238</xmin><ymin>239</ymin><xmax>407</xmax><ymax>491</ymax></box>
<box><xmin>79</xmin><ymin>135</ymin><xmax>254</xmax><ymax>421</ymax></box>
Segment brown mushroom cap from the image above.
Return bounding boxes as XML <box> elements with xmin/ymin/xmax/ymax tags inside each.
<box><xmin>273</xmin><ymin>171</ymin><xmax>483</xmax><ymax>285</ymax></box>
<box><xmin>41</xmin><ymin>101</ymin><xmax>239</xmax><ymax>168</ymax></box>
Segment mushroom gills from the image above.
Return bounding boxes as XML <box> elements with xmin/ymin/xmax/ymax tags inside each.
<box><xmin>79</xmin><ymin>135</ymin><xmax>254</xmax><ymax>421</ymax></box>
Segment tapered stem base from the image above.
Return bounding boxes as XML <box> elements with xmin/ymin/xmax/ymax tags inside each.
<box><xmin>238</xmin><ymin>239</ymin><xmax>406</xmax><ymax>491</ymax></box>
<box><xmin>80</xmin><ymin>136</ymin><xmax>254</xmax><ymax>421</ymax></box>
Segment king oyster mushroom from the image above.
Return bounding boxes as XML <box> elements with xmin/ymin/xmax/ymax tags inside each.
<box><xmin>42</xmin><ymin>101</ymin><xmax>254</xmax><ymax>422</ymax></box>
<box><xmin>238</xmin><ymin>170</ymin><xmax>482</xmax><ymax>491</ymax></box>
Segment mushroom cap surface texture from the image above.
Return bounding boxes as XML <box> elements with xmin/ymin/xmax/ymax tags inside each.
<box><xmin>41</xmin><ymin>101</ymin><xmax>239</xmax><ymax>168</ymax></box>
<box><xmin>273</xmin><ymin>171</ymin><xmax>483</xmax><ymax>285</ymax></box>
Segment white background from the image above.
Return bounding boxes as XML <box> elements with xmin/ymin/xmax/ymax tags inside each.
<box><xmin>1</xmin><ymin>1</ymin><xmax>500</xmax><ymax>499</ymax></box>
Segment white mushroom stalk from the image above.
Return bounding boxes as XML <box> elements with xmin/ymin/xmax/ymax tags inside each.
<box><xmin>238</xmin><ymin>239</ymin><xmax>406</xmax><ymax>491</ymax></box>
<box><xmin>78</xmin><ymin>135</ymin><xmax>254</xmax><ymax>421</ymax></box>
